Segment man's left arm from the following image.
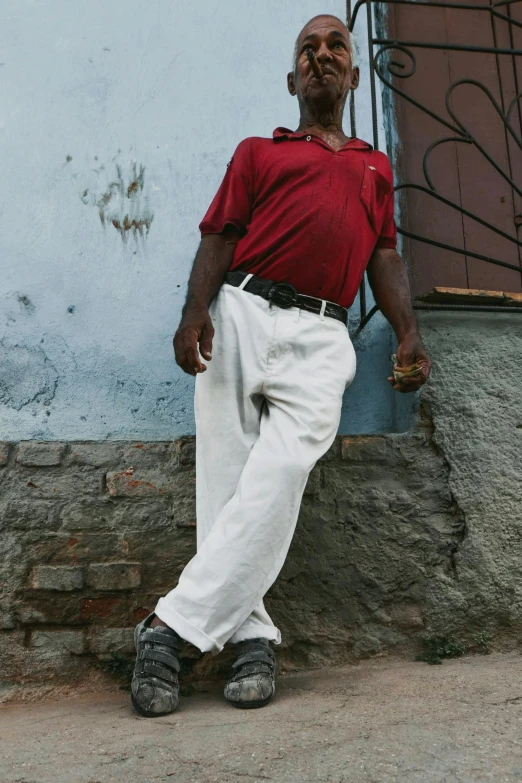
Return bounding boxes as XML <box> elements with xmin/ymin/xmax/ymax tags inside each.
<box><xmin>366</xmin><ymin>247</ymin><xmax>431</xmax><ymax>393</ymax></box>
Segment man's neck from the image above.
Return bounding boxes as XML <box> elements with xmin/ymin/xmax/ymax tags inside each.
<box><xmin>297</xmin><ymin>118</ymin><xmax>343</xmax><ymax>133</ymax></box>
<box><xmin>296</xmin><ymin>105</ymin><xmax>348</xmax><ymax>139</ymax></box>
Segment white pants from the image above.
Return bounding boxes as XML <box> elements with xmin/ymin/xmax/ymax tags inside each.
<box><xmin>155</xmin><ymin>284</ymin><xmax>356</xmax><ymax>653</ymax></box>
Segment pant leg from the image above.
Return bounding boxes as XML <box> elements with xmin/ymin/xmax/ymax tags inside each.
<box><xmin>155</xmin><ymin>288</ymin><xmax>356</xmax><ymax>653</ymax></box>
<box><xmin>193</xmin><ymin>286</ymin><xmax>278</xmax><ymax>644</ymax></box>
<box><xmin>230</xmin><ymin>307</ymin><xmax>357</xmax><ymax>644</ymax></box>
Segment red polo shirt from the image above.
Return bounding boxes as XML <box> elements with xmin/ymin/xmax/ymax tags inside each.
<box><xmin>199</xmin><ymin>128</ymin><xmax>397</xmax><ymax>308</ymax></box>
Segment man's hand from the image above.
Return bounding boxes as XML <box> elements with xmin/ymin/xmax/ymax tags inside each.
<box><xmin>388</xmin><ymin>332</ymin><xmax>431</xmax><ymax>393</ymax></box>
<box><xmin>173</xmin><ymin>228</ymin><xmax>241</xmax><ymax>376</ymax></box>
<box><xmin>366</xmin><ymin>248</ymin><xmax>431</xmax><ymax>393</ymax></box>
<box><xmin>174</xmin><ymin>303</ymin><xmax>214</xmax><ymax>376</ymax></box>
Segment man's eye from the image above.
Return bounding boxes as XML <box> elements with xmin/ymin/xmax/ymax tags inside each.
<box><xmin>332</xmin><ymin>42</ymin><xmax>345</xmax><ymax>49</ymax></box>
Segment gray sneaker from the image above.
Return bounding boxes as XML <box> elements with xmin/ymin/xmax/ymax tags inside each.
<box><xmin>224</xmin><ymin>638</ymin><xmax>276</xmax><ymax>709</ymax></box>
<box><xmin>131</xmin><ymin>613</ymin><xmax>184</xmax><ymax>717</ymax></box>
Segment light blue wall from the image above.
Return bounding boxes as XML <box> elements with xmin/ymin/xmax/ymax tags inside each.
<box><xmin>0</xmin><ymin>0</ymin><xmax>415</xmax><ymax>440</ymax></box>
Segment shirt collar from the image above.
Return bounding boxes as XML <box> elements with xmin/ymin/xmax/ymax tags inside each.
<box><xmin>273</xmin><ymin>127</ymin><xmax>373</xmax><ymax>150</ymax></box>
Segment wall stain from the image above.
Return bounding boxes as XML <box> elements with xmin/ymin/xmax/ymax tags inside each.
<box><xmin>0</xmin><ymin>340</ymin><xmax>58</xmax><ymax>411</ymax></box>
<box><xmin>17</xmin><ymin>294</ymin><xmax>35</xmax><ymax>314</ymax></box>
<box><xmin>80</xmin><ymin>159</ymin><xmax>153</xmax><ymax>243</ymax></box>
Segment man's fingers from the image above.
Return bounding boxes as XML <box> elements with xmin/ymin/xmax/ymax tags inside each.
<box><xmin>388</xmin><ymin>372</ymin><xmax>429</xmax><ymax>393</ymax></box>
<box><xmin>199</xmin><ymin>322</ymin><xmax>214</xmax><ymax>361</ymax></box>
<box><xmin>184</xmin><ymin>340</ymin><xmax>206</xmax><ymax>374</ymax></box>
<box><xmin>174</xmin><ymin>329</ymin><xmax>206</xmax><ymax>375</ymax></box>
<box><xmin>390</xmin><ymin>376</ymin><xmax>427</xmax><ymax>393</ymax></box>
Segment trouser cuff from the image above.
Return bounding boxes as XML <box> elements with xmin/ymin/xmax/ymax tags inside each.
<box><xmin>154</xmin><ymin>599</ymin><xmax>222</xmax><ymax>654</ymax></box>
<box><xmin>229</xmin><ymin>624</ymin><xmax>282</xmax><ymax>645</ymax></box>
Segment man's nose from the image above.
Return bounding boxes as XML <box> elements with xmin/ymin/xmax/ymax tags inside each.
<box><xmin>315</xmin><ymin>42</ymin><xmax>333</xmax><ymax>63</ymax></box>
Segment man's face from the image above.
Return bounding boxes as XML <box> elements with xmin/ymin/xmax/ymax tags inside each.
<box><xmin>287</xmin><ymin>16</ymin><xmax>359</xmax><ymax>105</ymax></box>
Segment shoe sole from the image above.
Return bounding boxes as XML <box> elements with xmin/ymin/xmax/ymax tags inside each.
<box><xmin>131</xmin><ymin>693</ymin><xmax>178</xmax><ymax>718</ymax></box>
<box><xmin>228</xmin><ymin>696</ymin><xmax>272</xmax><ymax>709</ymax></box>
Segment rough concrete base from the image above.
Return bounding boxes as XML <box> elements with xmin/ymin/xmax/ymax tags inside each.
<box><xmin>1</xmin><ymin>311</ymin><xmax>521</xmax><ymax>694</ymax></box>
<box><xmin>1</xmin><ymin>653</ymin><xmax>521</xmax><ymax>783</ymax></box>
<box><xmin>416</xmin><ymin>311</ymin><xmax>522</xmax><ymax>644</ymax></box>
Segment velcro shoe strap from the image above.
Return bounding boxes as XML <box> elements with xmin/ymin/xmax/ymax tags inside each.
<box><xmin>140</xmin><ymin>661</ymin><xmax>178</xmax><ymax>683</ymax></box>
<box><xmin>140</xmin><ymin>649</ymin><xmax>181</xmax><ymax>672</ymax></box>
<box><xmin>232</xmin><ymin>662</ymin><xmax>274</xmax><ymax>681</ymax></box>
<box><xmin>144</xmin><ymin>631</ymin><xmax>183</xmax><ymax>650</ymax></box>
<box><xmin>233</xmin><ymin>650</ymin><xmax>275</xmax><ymax>670</ymax></box>
<box><xmin>237</xmin><ymin>642</ymin><xmax>276</xmax><ymax>658</ymax></box>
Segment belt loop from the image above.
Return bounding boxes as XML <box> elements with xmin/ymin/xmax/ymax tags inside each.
<box><xmin>238</xmin><ymin>273</ymin><xmax>254</xmax><ymax>291</ymax></box>
<box><xmin>319</xmin><ymin>300</ymin><xmax>327</xmax><ymax>321</ymax></box>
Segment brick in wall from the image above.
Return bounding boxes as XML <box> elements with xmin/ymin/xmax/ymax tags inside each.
<box><xmin>122</xmin><ymin>442</ymin><xmax>174</xmax><ymax>468</ymax></box>
<box><xmin>0</xmin><ymin>443</ymin><xmax>9</xmax><ymax>467</ymax></box>
<box><xmin>176</xmin><ymin>437</ymin><xmax>196</xmax><ymax>467</ymax></box>
<box><xmin>105</xmin><ymin>467</ymin><xmax>172</xmax><ymax>498</ymax></box>
<box><xmin>0</xmin><ymin>599</ymin><xmax>15</xmax><ymax>630</ymax></box>
<box><xmin>31</xmin><ymin>630</ymin><xmax>85</xmax><ymax>655</ymax></box>
<box><xmin>341</xmin><ymin>436</ymin><xmax>389</xmax><ymax>463</ymax></box>
<box><xmin>86</xmin><ymin>562</ymin><xmax>141</xmax><ymax>590</ymax></box>
<box><xmin>88</xmin><ymin>628</ymin><xmax>135</xmax><ymax>654</ymax></box>
<box><xmin>31</xmin><ymin>565</ymin><xmax>85</xmax><ymax>591</ymax></box>
<box><xmin>69</xmin><ymin>443</ymin><xmax>123</xmax><ymax>467</ymax></box>
<box><xmin>16</xmin><ymin>442</ymin><xmax>64</xmax><ymax>467</ymax></box>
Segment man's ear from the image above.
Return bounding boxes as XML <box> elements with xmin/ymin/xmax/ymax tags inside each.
<box><xmin>287</xmin><ymin>71</ymin><xmax>297</xmax><ymax>96</ymax></box>
<box><xmin>350</xmin><ymin>66</ymin><xmax>360</xmax><ymax>91</ymax></box>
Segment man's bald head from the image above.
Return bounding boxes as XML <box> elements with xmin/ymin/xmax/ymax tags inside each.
<box><xmin>287</xmin><ymin>14</ymin><xmax>359</xmax><ymax>109</ymax></box>
<box><xmin>292</xmin><ymin>15</ymin><xmax>357</xmax><ymax>73</ymax></box>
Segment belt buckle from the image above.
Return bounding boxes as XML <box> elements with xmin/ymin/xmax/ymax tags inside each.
<box><xmin>268</xmin><ymin>282</ymin><xmax>298</xmax><ymax>309</ymax></box>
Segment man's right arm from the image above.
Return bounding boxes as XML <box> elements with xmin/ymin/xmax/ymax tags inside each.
<box><xmin>173</xmin><ymin>226</ymin><xmax>241</xmax><ymax>375</ymax></box>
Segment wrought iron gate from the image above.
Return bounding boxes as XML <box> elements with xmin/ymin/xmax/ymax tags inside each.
<box><xmin>348</xmin><ymin>0</ymin><xmax>522</xmax><ymax>330</ymax></box>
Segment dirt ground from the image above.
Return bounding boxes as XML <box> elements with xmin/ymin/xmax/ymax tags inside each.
<box><xmin>1</xmin><ymin>653</ymin><xmax>521</xmax><ymax>783</ymax></box>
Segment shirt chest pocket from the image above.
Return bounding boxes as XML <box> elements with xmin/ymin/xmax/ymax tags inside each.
<box><xmin>359</xmin><ymin>164</ymin><xmax>392</xmax><ymax>236</ymax></box>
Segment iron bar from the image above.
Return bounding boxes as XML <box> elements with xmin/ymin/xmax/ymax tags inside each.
<box><xmin>359</xmin><ymin>276</ymin><xmax>367</xmax><ymax>323</ymax></box>
<box><xmin>396</xmin><ymin>228</ymin><xmax>522</xmax><ymax>272</ymax></box>
<box><xmin>422</xmin><ymin>137</ymin><xmax>473</xmax><ymax>191</ymax></box>
<box><xmin>373</xmin><ymin>44</ymin><xmax>464</xmax><ymax>135</ymax></box>
<box><xmin>413</xmin><ymin>303</ymin><xmax>522</xmax><ymax>311</ymax></box>
<box><xmin>353</xmin><ymin>304</ymin><xmax>380</xmax><ymax>337</ymax></box>
<box><xmin>367</xmin><ymin>1</ymin><xmax>380</xmax><ymax>149</ymax></box>
<box><xmin>395</xmin><ymin>184</ymin><xmax>522</xmax><ymax>249</ymax></box>
<box><xmin>354</xmin><ymin>302</ymin><xmax>522</xmax><ymax>335</ymax></box>
<box><xmin>373</xmin><ymin>39</ymin><xmax>522</xmax><ymax>55</ymax></box>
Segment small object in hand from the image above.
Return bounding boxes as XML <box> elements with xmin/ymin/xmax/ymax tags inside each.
<box><xmin>391</xmin><ymin>354</ymin><xmax>423</xmax><ymax>383</ymax></box>
<box><xmin>307</xmin><ymin>50</ymin><xmax>324</xmax><ymax>79</ymax></box>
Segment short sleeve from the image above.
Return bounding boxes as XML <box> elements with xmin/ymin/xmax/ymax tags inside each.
<box><xmin>375</xmin><ymin>159</ymin><xmax>397</xmax><ymax>250</ymax></box>
<box><xmin>199</xmin><ymin>139</ymin><xmax>254</xmax><ymax>237</ymax></box>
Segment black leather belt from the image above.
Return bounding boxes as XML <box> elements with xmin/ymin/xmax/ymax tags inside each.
<box><xmin>225</xmin><ymin>271</ymin><xmax>348</xmax><ymax>326</ymax></box>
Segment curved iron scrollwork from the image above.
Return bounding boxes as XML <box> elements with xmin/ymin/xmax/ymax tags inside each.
<box><xmin>349</xmin><ymin>0</ymin><xmax>522</xmax><ymax>332</ymax></box>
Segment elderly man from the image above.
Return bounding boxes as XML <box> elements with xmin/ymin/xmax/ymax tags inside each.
<box><xmin>131</xmin><ymin>14</ymin><xmax>431</xmax><ymax>717</ymax></box>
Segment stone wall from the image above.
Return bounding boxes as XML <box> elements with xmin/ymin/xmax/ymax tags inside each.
<box><xmin>0</xmin><ymin>430</ymin><xmax>465</xmax><ymax>699</ymax></box>
<box><xmin>1</xmin><ymin>310</ymin><xmax>521</xmax><ymax>699</ymax></box>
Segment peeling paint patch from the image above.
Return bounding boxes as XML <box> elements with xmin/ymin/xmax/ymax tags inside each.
<box><xmin>80</xmin><ymin>159</ymin><xmax>153</xmax><ymax>243</ymax></box>
<box><xmin>0</xmin><ymin>341</ymin><xmax>58</xmax><ymax>410</ymax></box>
<box><xmin>17</xmin><ymin>294</ymin><xmax>35</xmax><ymax>314</ymax></box>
